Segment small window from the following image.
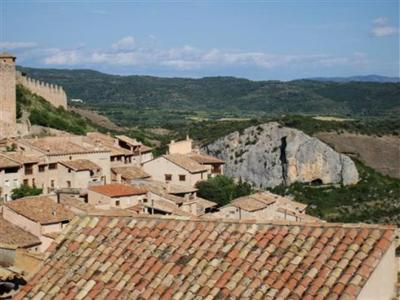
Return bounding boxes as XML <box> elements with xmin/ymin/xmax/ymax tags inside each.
<box><xmin>116</xmin><ymin>200</ymin><xmax>120</xmax><ymax>207</ymax></box>
<box><xmin>68</xmin><ymin>169</ymin><xmax>72</xmax><ymax>173</ymax></box>
<box><xmin>39</xmin><ymin>165</ymin><xmax>45</xmax><ymax>172</ymax></box>
<box><xmin>179</xmin><ymin>175</ymin><xmax>186</xmax><ymax>182</ymax></box>
<box><xmin>67</xmin><ymin>181</ymin><xmax>71</xmax><ymax>188</ymax></box>
<box><xmin>23</xmin><ymin>179</ymin><xmax>29</xmax><ymax>186</ymax></box>
<box><xmin>165</xmin><ymin>174</ymin><xmax>172</xmax><ymax>181</ymax></box>
<box><xmin>49</xmin><ymin>163</ymin><xmax>57</xmax><ymax>170</ymax></box>
<box><xmin>51</xmin><ymin>180</ymin><xmax>55</xmax><ymax>188</ymax></box>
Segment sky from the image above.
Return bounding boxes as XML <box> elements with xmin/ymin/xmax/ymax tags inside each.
<box><xmin>1</xmin><ymin>0</ymin><xmax>399</xmax><ymax>80</ymax></box>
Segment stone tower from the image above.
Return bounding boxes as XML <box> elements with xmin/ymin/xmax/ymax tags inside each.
<box><xmin>0</xmin><ymin>52</ymin><xmax>16</xmax><ymax>138</ymax></box>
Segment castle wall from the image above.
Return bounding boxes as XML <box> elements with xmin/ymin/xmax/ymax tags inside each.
<box><xmin>0</xmin><ymin>57</ymin><xmax>17</xmax><ymax>137</ymax></box>
<box><xmin>16</xmin><ymin>71</ymin><xmax>67</xmax><ymax>109</ymax></box>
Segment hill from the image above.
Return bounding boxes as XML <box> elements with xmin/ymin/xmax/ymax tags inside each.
<box><xmin>306</xmin><ymin>74</ymin><xmax>400</xmax><ymax>83</ymax></box>
<box><xmin>17</xmin><ymin>67</ymin><xmax>400</xmax><ymax>127</ymax></box>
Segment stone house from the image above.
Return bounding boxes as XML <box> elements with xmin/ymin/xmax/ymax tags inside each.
<box><xmin>217</xmin><ymin>191</ymin><xmax>320</xmax><ymax>222</ymax></box>
<box><xmin>143</xmin><ymin>154</ymin><xmax>208</xmax><ymax>187</ymax></box>
<box><xmin>16</xmin><ymin>136</ymin><xmax>112</xmax><ymax>193</ymax></box>
<box><xmin>111</xmin><ymin>166</ymin><xmax>151</xmax><ymax>184</ymax></box>
<box><xmin>0</xmin><ymin>152</ymin><xmax>40</xmax><ymax>201</ymax></box>
<box><xmin>2</xmin><ymin>195</ymin><xmax>74</xmax><ymax>252</ymax></box>
<box><xmin>58</xmin><ymin>159</ymin><xmax>103</xmax><ymax>189</ymax></box>
<box><xmin>87</xmin><ymin>183</ymin><xmax>148</xmax><ymax>209</ymax></box>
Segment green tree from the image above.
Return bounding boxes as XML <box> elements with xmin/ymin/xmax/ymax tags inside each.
<box><xmin>11</xmin><ymin>185</ymin><xmax>43</xmax><ymax>200</ymax></box>
<box><xmin>196</xmin><ymin>175</ymin><xmax>253</xmax><ymax>206</ymax></box>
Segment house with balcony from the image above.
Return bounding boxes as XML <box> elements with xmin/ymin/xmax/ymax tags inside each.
<box><xmin>57</xmin><ymin>159</ymin><xmax>104</xmax><ymax>189</ymax></box>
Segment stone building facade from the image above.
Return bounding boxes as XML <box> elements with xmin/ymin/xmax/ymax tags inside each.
<box><xmin>0</xmin><ymin>52</ymin><xmax>17</xmax><ymax>138</ymax></box>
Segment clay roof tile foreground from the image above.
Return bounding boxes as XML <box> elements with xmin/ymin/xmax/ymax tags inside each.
<box><xmin>88</xmin><ymin>183</ymin><xmax>148</xmax><ymax>198</ymax></box>
<box><xmin>4</xmin><ymin>196</ymin><xmax>75</xmax><ymax>225</ymax></box>
<box><xmin>16</xmin><ymin>215</ymin><xmax>396</xmax><ymax>299</ymax></box>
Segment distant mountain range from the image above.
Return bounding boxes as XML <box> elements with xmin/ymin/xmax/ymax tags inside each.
<box><xmin>17</xmin><ymin>66</ymin><xmax>400</xmax><ymax>117</ymax></box>
<box><xmin>305</xmin><ymin>75</ymin><xmax>400</xmax><ymax>83</ymax></box>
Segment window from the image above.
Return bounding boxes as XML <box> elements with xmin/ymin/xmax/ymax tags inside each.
<box><xmin>32</xmin><ymin>179</ymin><xmax>36</xmax><ymax>187</ymax></box>
<box><xmin>25</xmin><ymin>165</ymin><xmax>33</xmax><ymax>175</ymax></box>
<box><xmin>115</xmin><ymin>200</ymin><xmax>120</xmax><ymax>207</ymax></box>
<box><xmin>179</xmin><ymin>175</ymin><xmax>186</xmax><ymax>182</ymax></box>
<box><xmin>49</xmin><ymin>163</ymin><xmax>57</xmax><ymax>170</ymax></box>
<box><xmin>68</xmin><ymin>169</ymin><xmax>72</xmax><ymax>173</ymax></box>
<box><xmin>23</xmin><ymin>179</ymin><xmax>29</xmax><ymax>186</ymax></box>
<box><xmin>67</xmin><ymin>181</ymin><xmax>71</xmax><ymax>188</ymax></box>
<box><xmin>51</xmin><ymin>180</ymin><xmax>55</xmax><ymax>188</ymax></box>
<box><xmin>39</xmin><ymin>165</ymin><xmax>45</xmax><ymax>172</ymax></box>
<box><xmin>165</xmin><ymin>174</ymin><xmax>172</xmax><ymax>181</ymax></box>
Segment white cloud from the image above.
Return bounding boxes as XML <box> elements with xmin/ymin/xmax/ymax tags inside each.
<box><xmin>371</xmin><ymin>17</ymin><xmax>399</xmax><ymax>37</ymax></box>
<box><xmin>0</xmin><ymin>42</ymin><xmax>38</xmax><ymax>50</ymax></box>
<box><xmin>43</xmin><ymin>49</ymin><xmax>81</xmax><ymax>65</ymax></box>
<box><xmin>112</xmin><ymin>36</ymin><xmax>136</xmax><ymax>51</ymax></box>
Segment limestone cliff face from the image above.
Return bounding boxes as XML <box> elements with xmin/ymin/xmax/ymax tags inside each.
<box><xmin>203</xmin><ymin>122</ymin><xmax>359</xmax><ymax>188</ymax></box>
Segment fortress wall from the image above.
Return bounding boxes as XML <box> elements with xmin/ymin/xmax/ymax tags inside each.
<box><xmin>0</xmin><ymin>59</ymin><xmax>17</xmax><ymax>137</ymax></box>
<box><xmin>16</xmin><ymin>71</ymin><xmax>67</xmax><ymax>109</ymax></box>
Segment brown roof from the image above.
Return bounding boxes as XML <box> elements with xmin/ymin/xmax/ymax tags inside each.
<box><xmin>164</xmin><ymin>154</ymin><xmax>208</xmax><ymax>173</ymax></box>
<box><xmin>111</xmin><ymin>166</ymin><xmax>151</xmax><ymax>180</ymax></box>
<box><xmin>230</xmin><ymin>192</ymin><xmax>277</xmax><ymax>211</ymax></box>
<box><xmin>0</xmin><ymin>155</ymin><xmax>20</xmax><ymax>169</ymax></box>
<box><xmin>139</xmin><ymin>144</ymin><xmax>153</xmax><ymax>153</ymax></box>
<box><xmin>59</xmin><ymin>159</ymin><xmax>101</xmax><ymax>171</ymax></box>
<box><xmin>5</xmin><ymin>196</ymin><xmax>75</xmax><ymax>225</ymax></box>
<box><xmin>116</xmin><ymin>135</ymin><xmax>141</xmax><ymax>146</ymax></box>
<box><xmin>1</xmin><ymin>152</ymin><xmax>39</xmax><ymax>165</ymax></box>
<box><xmin>188</xmin><ymin>153</ymin><xmax>225</xmax><ymax>164</ymax></box>
<box><xmin>18</xmin><ymin>137</ymin><xmax>108</xmax><ymax>155</ymax></box>
<box><xmin>89</xmin><ymin>184</ymin><xmax>148</xmax><ymax>198</ymax></box>
<box><xmin>17</xmin><ymin>216</ymin><xmax>395</xmax><ymax>299</ymax></box>
<box><xmin>0</xmin><ymin>217</ymin><xmax>41</xmax><ymax>248</ymax></box>
<box><xmin>86</xmin><ymin>132</ymin><xmax>131</xmax><ymax>156</ymax></box>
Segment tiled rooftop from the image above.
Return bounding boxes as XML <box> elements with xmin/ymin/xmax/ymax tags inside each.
<box><xmin>111</xmin><ymin>166</ymin><xmax>151</xmax><ymax>180</ymax></box>
<box><xmin>0</xmin><ymin>217</ymin><xmax>41</xmax><ymax>248</ymax></box>
<box><xmin>164</xmin><ymin>154</ymin><xmax>208</xmax><ymax>173</ymax></box>
<box><xmin>59</xmin><ymin>159</ymin><xmax>101</xmax><ymax>172</ymax></box>
<box><xmin>5</xmin><ymin>196</ymin><xmax>75</xmax><ymax>225</ymax></box>
<box><xmin>0</xmin><ymin>154</ymin><xmax>20</xmax><ymax>169</ymax></box>
<box><xmin>16</xmin><ymin>215</ymin><xmax>395</xmax><ymax>299</ymax></box>
<box><xmin>89</xmin><ymin>183</ymin><xmax>148</xmax><ymax>198</ymax></box>
<box><xmin>187</xmin><ymin>153</ymin><xmax>225</xmax><ymax>164</ymax></box>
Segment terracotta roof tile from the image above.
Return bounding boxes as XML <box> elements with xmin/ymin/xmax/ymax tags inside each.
<box><xmin>88</xmin><ymin>183</ymin><xmax>147</xmax><ymax>197</ymax></box>
<box><xmin>59</xmin><ymin>159</ymin><xmax>101</xmax><ymax>171</ymax></box>
<box><xmin>17</xmin><ymin>216</ymin><xmax>396</xmax><ymax>299</ymax></box>
<box><xmin>5</xmin><ymin>196</ymin><xmax>75</xmax><ymax>224</ymax></box>
<box><xmin>111</xmin><ymin>166</ymin><xmax>151</xmax><ymax>180</ymax></box>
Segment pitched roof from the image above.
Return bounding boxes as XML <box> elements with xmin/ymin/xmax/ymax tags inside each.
<box><xmin>0</xmin><ymin>155</ymin><xmax>20</xmax><ymax>169</ymax></box>
<box><xmin>86</xmin><ymin>132</ymin><xmax>131</xmax><ymax>156</ymax></box>
<box><xmin>0</xmin><ymin>217</ymin><xmax>41</xmax><ymax>248</ymax></box>
<box><xmin>187</xmin><ymin>153</ymin><xmax>225</xmax><ymax>164</ymax></box>
<box><xmin>164</xmin><ymin>154</ymin><xmax>208</xmax><ymax>173</ymax></box>
<box><xmin>17</xmin><ymin>216</ymin><xmax>395</xmax><ymax>299</ymax></box>
<box><xmin>229</xmin><ymin>191</ymin><xmax>307</xmax><ymax>212</ymax></box>
<box><xmin>88</xmin><ymin>184</ymin><xmax>148</xmax><ymax>198</ymax></box>
<box><xmin>0</xmin><ymin>152</ymin><xmax>39</xmax><ymax>165</ymax></box>
<box><xmin>111</xmin><ymin>166</ymin><xmax>151</xmax><ymax>180</ymax></box>
<box><xmin>116</xmin><ymin>135</ymin><xmax>141</xmax><ymax>146</ymax></box>
<box><xmin>4</xmin><ymin>196</ymin><xmax>75</xmax><ymax>225</ymax></box>
<box><xmin>18</xmin><ymin>137</ymin><xmax>108</xmax><ymax>155</ymax></box>
<box><xmin>59</xmin><ymin>159</ymin><xmax>101</xmax><ymax>171</ymax></box>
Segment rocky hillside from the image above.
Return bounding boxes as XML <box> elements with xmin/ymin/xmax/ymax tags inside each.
<box><xmin>203</xmin><ymin>122</ymin><xmax>359</xmax><ymax>188</ymax></box>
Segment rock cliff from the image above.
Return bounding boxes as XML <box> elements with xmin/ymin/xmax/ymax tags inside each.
<box><xmin>203</xmin><ymin>122</ymin><xmax>359</xmax><ymax>188</ymax></box>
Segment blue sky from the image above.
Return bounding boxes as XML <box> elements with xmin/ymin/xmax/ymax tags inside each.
<box><xmin>1</xmin><ymin>0</ymin><xmax>399</xmax><ymax>80</ymax></box>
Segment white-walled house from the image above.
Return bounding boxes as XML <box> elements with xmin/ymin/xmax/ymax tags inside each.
<box><xmin>58</xmin><ymin>159</ymin><xmax>103</xmax><ymax>189</ymax></box>
<box><xmin>143</xmin><ymin>154</ymin><xmax>208</xmax><ymax>187</ymax></box>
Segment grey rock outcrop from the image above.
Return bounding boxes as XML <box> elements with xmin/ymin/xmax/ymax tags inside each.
<box><xmin>203</xmin><ymin>122</ymin><xmax>359</xmax><ymax>188</ymax></box>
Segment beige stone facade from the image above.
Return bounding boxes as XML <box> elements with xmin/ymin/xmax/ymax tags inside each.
<box><xmin>0</xmin><ymin>53</ymin><xmax>17</xmax><ymax>138</ymax></box>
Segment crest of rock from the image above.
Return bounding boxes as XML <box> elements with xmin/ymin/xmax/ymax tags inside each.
<box><xmin>203</xmin><ymin>122</ymin><xmax>359</xmax><ymax>188</ymax></box>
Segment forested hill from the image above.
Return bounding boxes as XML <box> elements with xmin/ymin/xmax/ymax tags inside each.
<box><xmin>18</xmin><ymin>66</ymin><xmax>400</xmax><ymax>116</ymax></box>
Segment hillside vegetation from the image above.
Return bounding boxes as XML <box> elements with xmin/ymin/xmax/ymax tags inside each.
<box><xmin>270</xmin><ymin>161</ymin><xmax>400</xmax><ymax>225</ymax></box>
<box><xmin>16</xmin><ymin>85</ymin><xmax>94</xmax><ymax>135</ymax></box>
<box><xmin>18</xmin><ymin>67</ymin><xmax>400</xmax><ymax>128</ymax></box>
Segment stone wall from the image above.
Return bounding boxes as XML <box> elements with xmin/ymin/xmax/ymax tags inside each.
<box><xmin>0</xmin><ymin>56</ymin><xmax>17</xmax><ymax>137</ymax></box>
<box><xmin>16</xmin><ymin>71</ymin><xmax>67</xmax><ymax>109</ymax></box>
